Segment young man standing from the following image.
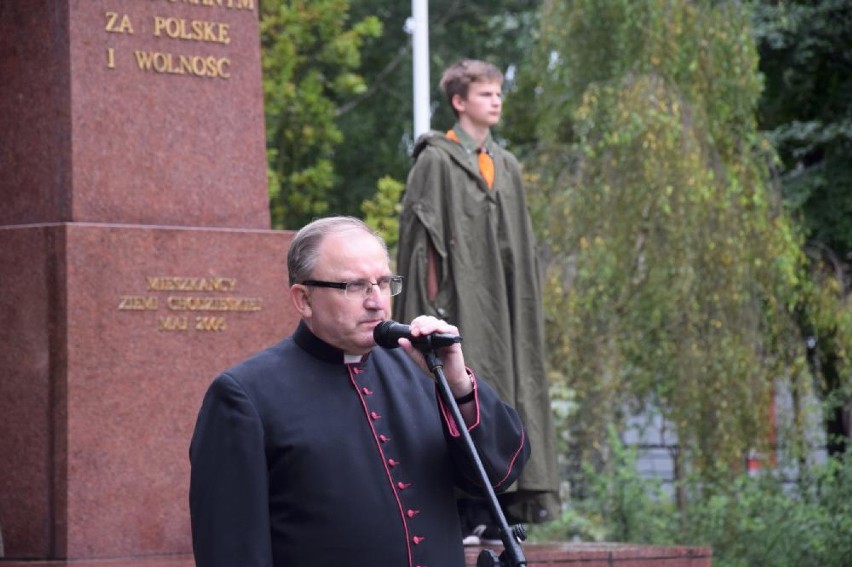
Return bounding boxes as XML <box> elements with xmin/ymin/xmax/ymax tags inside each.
<box><xmin>395</xmin><ymin>59</ymin><xmax>560</xmax><ymax>544</ymax></box>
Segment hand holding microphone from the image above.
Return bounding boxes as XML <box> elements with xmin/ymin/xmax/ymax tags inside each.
<box><xmin>374</xmin><ymin>317</ymin><xmax>473</xmax><ymax>406</ymax></box>
<box><xmin>374</xmin><ymin>315</ymin><xmax>464</xmax><ymax>374</ymax></box>
<box><xmin>373</xmin><ymin>319</ymin><xmax>462</xmax><ymax>350</ymax></box>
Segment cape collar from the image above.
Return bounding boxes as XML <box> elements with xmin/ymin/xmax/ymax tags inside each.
<box><xmin>449</xmin><ymin>123</ymin><xmax>495</xmax><ymax>154</ymax></box>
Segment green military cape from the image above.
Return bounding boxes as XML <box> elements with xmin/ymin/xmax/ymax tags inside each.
<box><xmin>395</xmin><ymin>130</ymin><xmax>560</xmax><ymax>523</ymax></box>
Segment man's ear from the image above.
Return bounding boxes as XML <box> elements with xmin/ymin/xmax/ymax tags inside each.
<box><xmin>451</xmin><ymin>93</ymin><xmax>466</xmax><ymax>115</ymax></box>
<box><xmin>290</xmin><ymin>284</ymin><xmax>312</xmax><ymax>318</ymax></box>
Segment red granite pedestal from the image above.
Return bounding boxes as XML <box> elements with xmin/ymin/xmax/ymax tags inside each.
<box><xmin>0</xmin><ymin>223</ymin><xmax>297</xmax><ymax>559</ymax></box>
<box><xmin>0</xmin><ymin>0</ymin><xmax>296</xmax><ymax>561</ymax></box>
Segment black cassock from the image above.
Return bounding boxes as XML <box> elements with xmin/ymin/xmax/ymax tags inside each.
<box><xmin>190</xmin><ymin>321</ymin><xmax>530</xmax><ymax>567</ymax></box>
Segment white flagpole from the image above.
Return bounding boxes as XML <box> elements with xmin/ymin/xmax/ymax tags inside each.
<box><xmin>411</xmin><ymin>0</ymin><xmax>430</xmax><ymax>138</ymax></box>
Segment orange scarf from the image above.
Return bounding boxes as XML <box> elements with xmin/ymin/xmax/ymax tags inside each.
<box><xmin>447</xmin><ymin>130</ymin><xmax>494</xmax><ymax>189</ymax></box>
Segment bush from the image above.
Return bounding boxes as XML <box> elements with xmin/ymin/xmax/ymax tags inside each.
<box><xmin>530</xmin><ymin>442</ymin><xmax>852</xmax><ymax>567</ymax></box>
<box><xmin>686</xmin><ymin>455</ymin><xmax>852</xmax><ymax>567</ymax></box>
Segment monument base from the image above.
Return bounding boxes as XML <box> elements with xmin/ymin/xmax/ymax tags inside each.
<box><xmin>0</xmin><ymin>223</ymin><xmax>297</xmax><ymax>560</ymax></box>
<box><xmin>0</xmin><ymin>543</ymin><xmax>712</xmax><ymax>566</ymax></box>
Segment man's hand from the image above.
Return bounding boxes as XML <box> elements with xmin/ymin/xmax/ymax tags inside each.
<box><xmin>398</xmin><ymin>316</ymin><xmax>473</xmax><ymax>400</ymax></box>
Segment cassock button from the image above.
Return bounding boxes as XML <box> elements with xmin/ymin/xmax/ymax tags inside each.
<box><xmin>370</xmin><ymin>411</ymin><xmax>381</xmax><ymax>420</ymax></box>
<box><xmin>407</xmin><ymin>509</ymin><xmax>420</xmax><ymax>518</ymax></box>
<box><xmin>362</xmin><ymin>387</ymin><xmax>373</xmax><ymax>395</ymax></box>
<box><xmin>397</xmin><ymin>481</ymin><xmax>412</xmax><ymax>490</ymax></box>
<box><xmin>388</xmin><ymin>459</ymin><xmax>399</xmax><ymax>467</ymax></box>
<box><xmin>379</xmin><ymin>434</ymin><xmax>391</xmax><ymax>443</ymax></box>
<box><xmin>412</xmin><ymin>536</ymin><xmax>426</xmax><ymax>545</ymax></box>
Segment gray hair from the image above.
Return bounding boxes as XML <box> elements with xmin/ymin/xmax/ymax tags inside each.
<box><xmin>287</xmin><ymin>216</ymin><xmax>388</xmax><ymax>285</ymax></box>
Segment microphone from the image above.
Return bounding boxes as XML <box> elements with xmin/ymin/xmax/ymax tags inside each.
<box><xmin>373</xmin><ymin>320</ymin><xmax>462</xmax><ymax>350</ymax></box>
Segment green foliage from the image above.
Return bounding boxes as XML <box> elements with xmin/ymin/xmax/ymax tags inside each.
<box><xmin>518</xmin><ymin>0</ymin><xmax>811</xmax><ymax>487</ymax></box>
<box><xmin>360</xmin><ymin>175</ymin><xmax>404</xmax><ymax>250</ymax></box>
<box><xmin>531</xmin><ymin>430</ymin><xmax>676</xmax><ymax>545</ymax></box>
<box><xmin>683</xmin><ymin>454</ymin><xmax>852</xmax><ymax>567</ymax></box>
<box><xmin>526</xmin><ymin>504</ymin><xmax>608</xmax><ymax>543</ymax></box>
<box><xmin>752</xmin><ymin>0</ymin><xmax>852</xmax><ymax>256</ymax></box>
<box><xmin>795</xmin><ymin>256</ymin><xmax>852</xmax><ymax>455</ymax></box>
<box><xmin>261</xmin><ymin>0</ymin><xmax>381</xmax><ymax>229</ymax></box>
<box><xmin>751</xmin><ymin>0</ymin><xmax>852</xmax><ymax>457</ymax></box>
<box><xmin>584</xmin><ymin>427</ymin><xmax>676</xmax><ymax>544</ymax></box>
<box><xmin>532</xmin><ymin>435</ymin><xmax>852</xmax><ymax>567</ymax></box>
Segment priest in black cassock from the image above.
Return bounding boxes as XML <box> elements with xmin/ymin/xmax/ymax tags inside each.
<box><xmin>189</xmin><ymin>216</ymin><xmax>530</xmax><ymax>567</ymax></box>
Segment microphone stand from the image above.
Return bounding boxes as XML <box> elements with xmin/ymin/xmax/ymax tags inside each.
<box><xmin>418</xmin><ymin>338</ymin><xmax>527</xmax><ymax>567</ymax></box>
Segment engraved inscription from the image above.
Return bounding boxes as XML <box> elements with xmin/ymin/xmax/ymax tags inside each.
<box><xmin>133</xmin><ymin>51</ymin><xmax>231</xmax><ymax>79</ymax></box>
<box><xmin>153</xmin><ymin>17</ymin><xmax>230</xmax><ymax>44</ymax></box>
<box><xmin>159</xmin><ymin>316</ymin><xmax>189</xmax><ymax>332</ymax></box>
<box><xmin>118</xmin><ymin>295</ymin><xmax>159</xmax><ymax>310</ymax></box>
<box><xmin>195</xmin><ymin>316</ymin><xmax>227</xmax><ymax>332</ymax></box>
<box><xmin>105</xmin><ymin>12</ymin><xmax>135</xmax><ymax>34</ymax></box>
<box><xmin>166</xmin><ymin>296</ymin><xmax>262</xmax><ymax>311</ymax></box>
<box><xmin>119</xmin><ymin>275</ymin><xmax>263</xmax><ymax>333</ymax></box>
<box><xmin>147</xmin><ymin>276</ymin><xmax>237</xmax><ymax>292</ymax></box>
<box><xmin>164</xmin><ymin>0</ymin><xmax>255</xmax><ymax>10</ymax></box>
<box><xmin>102</xmin><ymin>1</ymin><xmax>256</xmax><ymax>79</ymax></box>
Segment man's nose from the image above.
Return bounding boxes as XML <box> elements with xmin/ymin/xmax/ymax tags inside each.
<box><xmin>364</xmin><ymin>282</ymin><xmax>381</xmax><ymax>295</ymax></box>
<box><xmin>363</xmin><ymin>285</ymin><xmax>386</xmax><ymax>306</ymax></box>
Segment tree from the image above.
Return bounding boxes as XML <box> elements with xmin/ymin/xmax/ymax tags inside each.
<box><xmin>360</xmin><ymin>175</ymin><xmax>404</xmax><ymax>249</ymax></box>
<box><xmin>261</xmin><ymin>0</ymin><xmax>381</xmax><ymax>229</ymax></box>
<box><xmin>517</xmin><ymin>0</ymin><xmax>810</xmax><ymax>494</ymax></box>
<box><xmin>752</xmin><ymin>0</ymin><xmax>852</xmax><ymax>457</ymax></box>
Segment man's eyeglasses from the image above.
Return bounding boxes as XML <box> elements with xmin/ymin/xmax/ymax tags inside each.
<box><xmin>301</xmin><ymin>275</ymin><xmax>404</xmax><ymax>299</ymax></box>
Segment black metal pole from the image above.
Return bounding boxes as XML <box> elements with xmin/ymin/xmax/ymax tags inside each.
<box><xmin>420</xmin><ymin>344</ymin><xmax>526</xmax><ymax>567</ymax></box>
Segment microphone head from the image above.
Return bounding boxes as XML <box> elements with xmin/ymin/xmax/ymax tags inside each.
<box><xmin>373</xmin><ymin>320</ymin><xmax>402</xmax><ymax>349</ymax></box>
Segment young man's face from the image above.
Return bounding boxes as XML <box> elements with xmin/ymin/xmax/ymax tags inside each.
<box><xmin>454</xmin><ymin>80</ymin><xmax>503</xmax><ymax>129</ymax></box>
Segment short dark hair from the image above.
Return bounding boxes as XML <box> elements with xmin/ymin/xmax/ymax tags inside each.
<box><xmin>287</xmin><ymin>216</ymin><xmax>388</xmax><ymax>286</ymax></box>
<box><xmin>439</xmin><ymin>59</ymin><xmax>503</xmax><ymax>114</ymax></box>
